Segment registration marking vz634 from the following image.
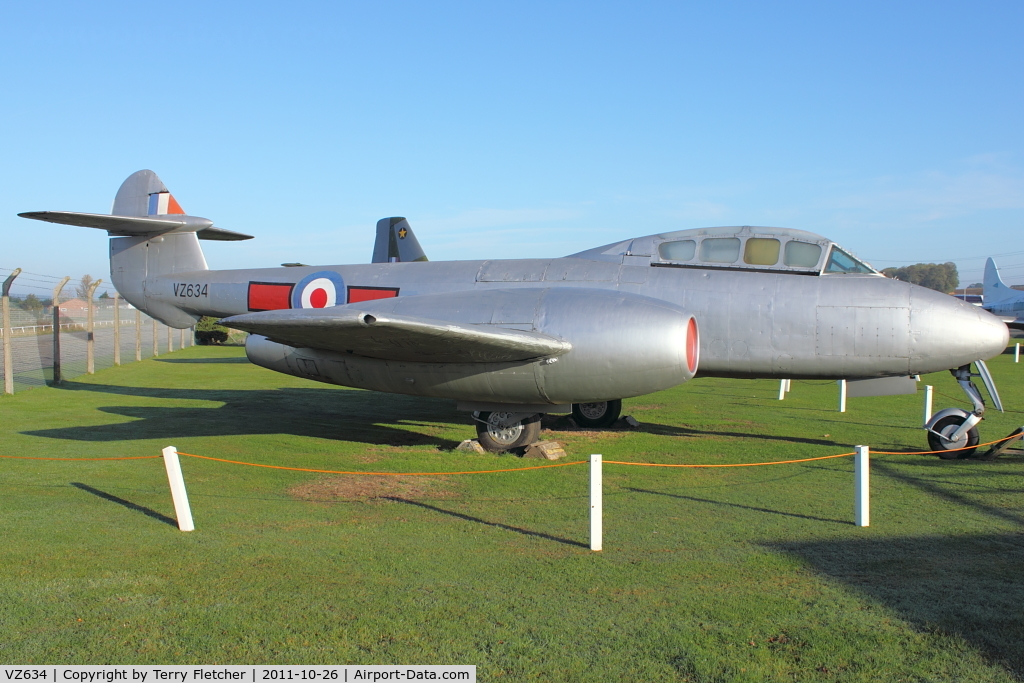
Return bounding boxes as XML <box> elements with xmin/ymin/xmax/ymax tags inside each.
<box><xmin>173</xmin><ymin>283</ymin><xmax>208</xmax><ymax>298</ymax></box>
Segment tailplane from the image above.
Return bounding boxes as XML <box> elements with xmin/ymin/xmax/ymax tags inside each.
<box><xmin>372</xmin><ymin>217</ymin><xmax>428</xmax><ymax>263</ymax></box>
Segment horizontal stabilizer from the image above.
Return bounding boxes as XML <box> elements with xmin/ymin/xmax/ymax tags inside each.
<box><xmin>197</xmin><ymin>226</ymin><xmax>254</xmax><ymax>241</ymax></box>
<box><xmin>19</xmin><ymin>210</ymin><xmax>206</xmax><ymax>235</ymax></box>
<box><xmin>222</xmin><ymin>307</ymin><xmax>571</xmax><ymax>363</ymax></box>
<box><xmin>18</xmin><ymin>211</ymin><xmax>252</xmax><ymax>240</ymax></box>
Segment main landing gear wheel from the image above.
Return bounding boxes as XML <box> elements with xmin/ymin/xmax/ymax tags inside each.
<box><xmin>927</xmin><ymin>415</ymin><xmax>980</xmax><ymax>459</ymax></box>
<box><xmin>571</xmin><ymin>399</ymin><xmax>622</xmax><ymax>428</ymax></box>
<box><xmin>475</xmin><ymin>412</ymin><xmax>541</xmax><ymax>453</ymax></box>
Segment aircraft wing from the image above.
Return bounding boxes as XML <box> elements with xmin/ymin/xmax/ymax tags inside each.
<box><xmin>221</xmin><ymin>307</ymin><xmax>572</xmax><ymax>363</ymax></box>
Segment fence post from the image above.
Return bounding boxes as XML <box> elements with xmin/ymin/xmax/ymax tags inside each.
<box><xmin>2</xmin><ymin>269</ymin><xmax>21</xmax><ymax>395</ymax></box>
<box><xmin>167</xmin><ymin>324</ymin><xmax>173</xmax><ymax>353</ymax></box>
<box><xmin>778</xmin><ymin>379</ymin><xmax>787</xmax><ymax>400</ymax></box>
<box><xmin>152</xmin><ymin>319</ymin><xmax>159</xmax><ymax>357</ymax></box>
<box><xmin>85</xmin><ymin>279</ymin><xmax>102</xmax><ymax>374</ymax></box>
<box><xmin>838</xmin><ymin>379</ymin><xmax>847</xmax><ymax>413</ymax></box>
<box><xmin>855</xmin><ymin>445</ymin><xmax>869</xmax><ymax>527</ymax></box>
<box><xmin>161</xmin><ymin>446</ymin><xmax>194</xmax><ymax>532</ymax></box>
<box><xmin>923</xmin><ymin>385</ymin><xmax>933</xmax><ymax>427</ymax></box>
<box><xmin>590</xmin><ymin>453</ymin><xmax>602</xmax><ymax>551</ymax></box>
<box><xmin>1016</xmin><ymin>343</ymin><xmax>1020</xmax><ymax>364</ymax></box>
<box><xmin>113</xmin><ymin>293</ymin><xmax>121</xmax><ymax>366</ymax></box>
<box><xmin>52</xmin><ymin>276</ymin><xmax>70</xmax><ymax>385</ymax></box>
<box><xmin>134</xmin><ymin>309</ymin><xmax>142</xmax><ymax>361</ymax></box>
<box><xmin>179</xmin><ymin>327</ymin><xmax>185</xmax><ymax>351</ymax></box>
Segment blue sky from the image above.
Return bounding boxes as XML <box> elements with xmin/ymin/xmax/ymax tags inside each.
<box><xmin>2</xmin><ymin>1</ymin><xmax>1022</xmax><ymax>298</ymax></box>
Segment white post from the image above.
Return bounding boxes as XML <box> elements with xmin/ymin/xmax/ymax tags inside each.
<box><xmin>161</xmin><ymin>446</ymin><xmax>195</xmax><ymax>532</ymax></box>
<box><xmin>590</xmin><ymin>453</ymin><xmax>602</xmax><ymax>552</ymax></box>
<box><xmin>923</xmin><ymin>385</ymin><xmax>933</xmax><ymax>427</ymax></box>
<box><xmin>778</xmin><ymin>379</ymin><xmax>787</xmax><ymax>400</ymax></box>
<box><xmin>855</xmin><ymin>445</ymin><xmax>869</xmax><ymax>527</ymax></box>
<box><xmin>1016</xmin><ymin>343</ymin><xmax>1020</xmax><ymax>363</ymax></box>
<box><xmin>838</xmin><ymin>379</ymin><xmax>847</xmax><ymax>413</ymax></box>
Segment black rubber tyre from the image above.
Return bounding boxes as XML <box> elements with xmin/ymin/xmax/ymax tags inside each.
<box><xmin>571</xmin><ymin>400</ymin><xmax>622</xmax><ymax>429</ymax></box>
<box><xmin>927</xmin><ymin>415</ymin><xmax>980</xmax><ymax>459</ymax></box>
<box><xmin>475</xmin><ymin>412</ymin><xmax>541</xmax><ymax>453</ymax></box>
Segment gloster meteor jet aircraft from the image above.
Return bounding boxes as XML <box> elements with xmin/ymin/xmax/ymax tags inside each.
<box><xmin>21</xmin><ymin>171</ymin><xmax>1009</xmax><ymax>455</ymax></box>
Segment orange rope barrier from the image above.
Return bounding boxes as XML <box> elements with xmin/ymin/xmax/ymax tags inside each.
<box><xmin>7</xmin><ymin>429</ymin><xmax>1019</xmax><ymax>472</ymax></box>
<box><xmin>176</xmin><ymin>451</ymin><xmax>588</xmax><ymax>475</ymax></box>
<box><xmin>605</xmin><ymin>452</ymin><xmax>856</xmax><ymax>468</ymax></box>
<box><xmin>0</xmin><ymin>454</ymin><xmax>161</xmax><ymax>461</ymax></box>
<box><xmin>874</xmin><ymin>431</ymin><xmax>1021</xmax><ymax>456</ymax></box>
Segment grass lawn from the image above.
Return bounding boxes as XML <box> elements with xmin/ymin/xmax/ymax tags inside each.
<box><xmin>2</xmin><ymin>344</ymin><xmax>1023</xmax><ymax>681</ymax></box>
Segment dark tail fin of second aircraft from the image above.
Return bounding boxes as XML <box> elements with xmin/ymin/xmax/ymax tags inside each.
<box><xmin>372</xmin><ymin>217</ymin><xmax>428</xmax><ymax>263</ymax></box>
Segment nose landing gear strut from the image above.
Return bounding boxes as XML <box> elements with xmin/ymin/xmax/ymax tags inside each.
<box><xmin>924</xmin><ymin>361</ymin><xmax>1003</xmax><ymax>459</ymax></box>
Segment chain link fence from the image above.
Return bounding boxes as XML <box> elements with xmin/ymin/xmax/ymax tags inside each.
<box><xmin>0</xmin><ymin>301</ymin><xmax>195</xmax><ymax>394</ymax></box>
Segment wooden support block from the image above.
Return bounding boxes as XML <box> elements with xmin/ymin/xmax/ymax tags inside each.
<box><xmin>524</xmin><ymin>441</ymin><xmax>566</xmax><ymax>460</ymax></box>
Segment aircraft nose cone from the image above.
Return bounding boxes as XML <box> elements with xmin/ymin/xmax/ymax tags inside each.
<box><xmin>912</xmin><ymin>288</ymin><xmax>1009</xmax><ymax>372</ymax></box>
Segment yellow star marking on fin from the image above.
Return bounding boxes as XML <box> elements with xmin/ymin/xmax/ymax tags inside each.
<box><xmin>398</xmin><ymin>227</ymin><xmax>408</xmax><ymax>239</ymax></box>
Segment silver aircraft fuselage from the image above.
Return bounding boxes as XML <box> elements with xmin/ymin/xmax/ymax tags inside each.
<box><xmin>140</xmin><ymin>247</ymin><xmax>1006</xmax><ymax>382</ymax></box>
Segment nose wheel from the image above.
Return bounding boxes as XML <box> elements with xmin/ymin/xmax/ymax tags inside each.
<box><xmin>927</xmin><ymin>414</ymin><xmax>980</xmax><ymax>458</ymax></box>
<box><xmin>923</xmin><ymin>362</ymin><xmax>1000</xmax><ymax>460</ymax></box>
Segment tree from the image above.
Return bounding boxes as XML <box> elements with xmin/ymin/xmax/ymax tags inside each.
<box><xmin>195</xmin><ymin>316</ymin><xmax>229</xmax><ymax>345</ymax></box>
<box><xmin>20</xmin><ymin>293</ymin><xmax>43</xmax><ymax>314</ymax></box>
<box><xmin>881</xmin><ymin>262</ymin><xmax>959</xmax><ymax>293</ymax></box>
<box><xmin>75</xmin><ymin>274</ymin><xmax>95</xmax><ymax>299</ymax></box>
<box><xmin>98</xmin><ymin>291</ymin><xmax>110</xmax><ymax>299</ymax></box>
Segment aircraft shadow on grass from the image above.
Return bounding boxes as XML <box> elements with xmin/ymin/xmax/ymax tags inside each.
<box><xmin>24</xmin><ymin>381</ymin><xmax>465</xmax><ymax>449</ymax></box>
<box><xmin>27</xmin><ymin>381</ymin><xmax>851</xmax><ymax>451</ymax></box>
<box><xmin>766</xmin><ymin>532</ymin><xmax>1024</xmax><ymax>680</ymax></box>
<box><xmin>628</xmin><ymin>422</ymin><xmax>844</xmax><ymax>448</ymax></box>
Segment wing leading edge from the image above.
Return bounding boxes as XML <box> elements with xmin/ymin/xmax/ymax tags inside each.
<box><xmin>222</xmin><ymin>307</ymin><xmax>572</xmax><ymax>363</ymax></box>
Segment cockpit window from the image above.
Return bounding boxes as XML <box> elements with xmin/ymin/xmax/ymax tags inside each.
<box><xmin>824</xmin><ymin>246</ymin><xmax>874</xmax><ymax>274</ymax></box>
<box><xmin>784</xmin><ymin>241</ymin><xmax>822</xmax><ymax>268</ymax></box>
<box><xmin>658</xmin><ymin>239</ymin><xmax>696</xmax><ymax>261</ymax></box>
<box><xmin>743</xmin><ymin>238</ymin><xmax>780</xmax><ymax>266</ymax></box>
<box><xmin>699</xmin><ymin>237</ymin><xmax>740</xmax><ymax>263</ymax></box>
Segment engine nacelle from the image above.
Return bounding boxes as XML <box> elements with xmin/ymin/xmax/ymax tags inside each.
<box><xmin>246</xmin><ymin>287</ymin><xmax>698</xmax><ymax>405</ymax></box>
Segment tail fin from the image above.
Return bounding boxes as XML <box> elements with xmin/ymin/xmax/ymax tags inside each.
<box><xmin>983</xmin><ymin>257</ymin><xmax>1012</xmax><ymax>303</ymax></box>
<box><xmin>19</xmin><ymin>170</ymin><xmax>250</xmax><ymax>328</ymax></box>
<box><xmin>372</xmin><ymin>217</ymin><xmax>428</xmax><ymax>263</ymax></box>
<box><xmin>112</xmin><ymin>169</ymin><xmax>185</xmax><ymax>216</ymax></box>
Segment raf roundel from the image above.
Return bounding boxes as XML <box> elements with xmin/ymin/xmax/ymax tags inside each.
<box><xmin>291</xmin><ymin>271</ymin><xmax>346</xmax><ymax>309</ymax></box>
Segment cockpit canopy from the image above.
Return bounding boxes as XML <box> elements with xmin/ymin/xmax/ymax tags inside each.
<box><xmin>570</xmin><ymin>226</ymin><xmax>877</xmax><ymax>275</ymax></box>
